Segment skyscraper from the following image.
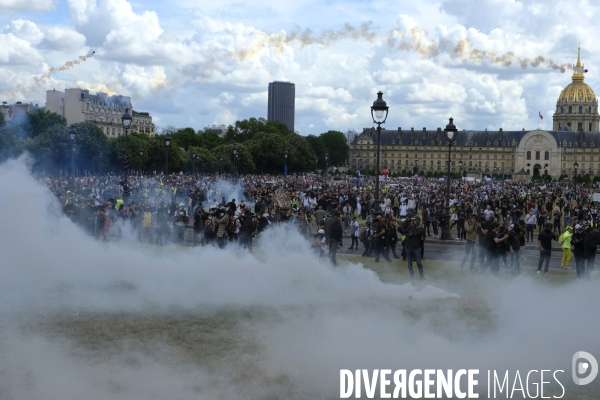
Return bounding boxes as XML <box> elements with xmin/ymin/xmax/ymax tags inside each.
<box><xmin>268</xmin><ymin>81</ymin><xmax>295</xmax><ymax>131</ymax></box>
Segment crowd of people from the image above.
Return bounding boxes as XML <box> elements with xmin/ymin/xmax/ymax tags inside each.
<box><xmin>48</xmin><ymin>170</ymin><xmax>600</xmax><ymax>280</ymax></box>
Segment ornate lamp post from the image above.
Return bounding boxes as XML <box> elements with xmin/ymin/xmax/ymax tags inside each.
<box><xmin>120</xmin><ymin>108</ymin><xmax>132</xmax><ymax>194</ymax></box>
<box><xmin>324</xmin><ymin>152</ymin><xmax>329</xmax><ymax>173</ymax></box>
<box><xmin>284</xmin><ymin>149</ymin><xmax>288</xmax><ymax>175</ymax></box>
<box><xmin>574</xmin><ymin>161</ymin><xmax>579</xmax><ymax>192</ymax></box>
<box><xmin>139</xmin><ymin>147</ymin><xmax>144</xmax><ymax>175</ymax></box>
<box><xmin>437</xmin><ymin>160</ymin><xmax>441</xmax><ymax>173</ymax></box>
<box><xmin>220</xmin><ymin>155</ymin><xmax>223</xmax><ymax>174</ymax></box>
<box><xmin>165</xmin><ymin>134</ymin><xmax>171</xmax><ymax>175</ymax></box>
<box><xmin>370</xmin><ymin>91</ymin><xmax>389</xmax><ymax>209</ymax></box>
<box><xmin>315</xmin><ymin>157</ymin><xmax>318</xmax><ymax>172</ymax></box>
<box><xmin>233</xmin><ymin>144</ymin><xmax>238</xmax><ymax>175</ymax></box>
<box><xmin>192</xmin><ymin>151</ymin><xmax>197</xmax><ymax>174</ymax></box>
<box><xmin>441</xmin><ymin>118</ymin><xmax>458</xmax><ymax>241</ymax></box>
<box><xmin>69</xmin><ymin>126</ymin><xmax>76</xmax><ymax>175</ymax></box>
<box><xmin>459</xmin><ymin>159</ymin><xmax>464</xmax><ymax>179</ymax></box>
<box><xmin>356</xmin><ymin>153</ymin><xmax>361</xmax><ymax>175</ymax></box>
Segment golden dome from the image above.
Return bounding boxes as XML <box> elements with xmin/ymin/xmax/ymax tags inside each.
<box><xmin>558</xmin><ymin>47</ymin><xmax>596</xmax><ymax>103</ymax></box>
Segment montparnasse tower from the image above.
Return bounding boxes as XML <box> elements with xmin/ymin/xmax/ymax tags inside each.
<box><xmin>553</xmin><ymin>47</ymin><xmax>600</xmax><ymax>132</ymax></box>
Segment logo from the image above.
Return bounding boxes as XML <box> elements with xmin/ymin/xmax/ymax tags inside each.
<box><xmin>572</xmin><ymin>351</ymin><xmax>598</xmax><ymax>386</ymax></box>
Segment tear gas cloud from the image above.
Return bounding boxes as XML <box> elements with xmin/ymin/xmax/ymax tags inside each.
<box><xmin>0</xmin><ymin>156</ymin><xmax>599</xmax><ymax>399</ymax></box>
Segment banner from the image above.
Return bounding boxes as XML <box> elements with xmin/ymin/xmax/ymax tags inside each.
<box><xmin>274</xmin><ymin>190</ymin><xmax>292</xmax><ymax>208</ymax></box>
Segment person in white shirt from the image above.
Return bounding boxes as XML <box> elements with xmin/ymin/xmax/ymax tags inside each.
<box><xmin>349</xmin><ymin>216</ymin><xmax>360</xmax><ymax>249</ymax></box>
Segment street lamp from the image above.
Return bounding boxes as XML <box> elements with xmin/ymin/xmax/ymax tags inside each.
<box><xmin>284</xmin><ymin>149</ymin><xmax>289</xmax><ymax>175</ymax></box>
<box><xmin>459</xmin><ymin>159</ymin><xmax>464</xmax><ymax>180</ymax></box>
<box><xmin>437</xmin><ymin>160</ymin><xmax>441</xmax><ymax>173</ymax></box>
<box><xmin>324</xmin><ymin>151</ymin><xmax>329</xmax><ymax>173</ymax></box>
<box><xmin>233</xmin><ymin>144</ymin><xmax>238</xmax><ymax>175</ymax></box>
<box><xmin>356</xmin><ymin>153</ymin><xmax>361</xmax><ymax>175</ymax></box>
<box><xmin>441</xmin><ymin>117</ymin><xmax>457</xmax><ymax>241</ymax></box>
<box><xmin>120</xmin><ymin>108</ymin><xmax>133</xmax><ymax>195</ymax></box>
<box><xmin>165</xmin><ymin>134</ymin><xmax>171</xmax><ymax>175</ymax></box>
<box><xmin>69</xmin><ymin>126</ymin><xmax>76</xmax><ymax>175</ymax></box>
<box><xmin>192</xmin><ymin>151</ymin><xmax>197</xmax><ymax>174</ymax></box>
<box><xmin>220</xmin><ymin>155</ymin><xmax>223</xmax><ymax>174</ymax></box>
<box><xmin>72</xmin><ymin>142</ymin><xmax>77</xmax><ymax>175</ymax></box>
<box><xmin>139</xmin><ymin>147</ymin><xmax>144</xmax><ymax>175</ymax></box>
<box><xmin>315</xmin><ymin>157</ymin><xmax>318</xmax><ymax>172</ymax></box>
<box><xmin>370</xmin><ymin>91</ymin><xmax>389</xmax><ymax>209</ymax></box>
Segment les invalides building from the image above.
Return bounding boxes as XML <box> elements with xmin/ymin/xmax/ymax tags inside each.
<box><xmin>350</xmin><ymin>48</ymin><xmax>600</xmax><ymax>181</ymax></box>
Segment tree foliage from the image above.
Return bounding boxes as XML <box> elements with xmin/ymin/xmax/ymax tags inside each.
<box><xmin>28</xmin><ymin>109</ymin><xmax>67</xmax><ymax>138</ymax></box>
<box><xmin>224</xmin><ymin>117</ymin><xmax>292</xmax><ymax>143</ymax></box>
<box><xmin>320</xmin><ymin>130</ymin><xmax>349</xmax><ymax>167</ymax></box>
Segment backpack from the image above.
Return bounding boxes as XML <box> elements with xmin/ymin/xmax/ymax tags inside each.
<box><xmin>360</xmin><ymin>228</ymin><xmax>368</xmax><ymax>243</ymax></box>
<box><xmin>331</xmin><ymin>219</ymin><xmax>343</xmax><ymax>241</ymax></box>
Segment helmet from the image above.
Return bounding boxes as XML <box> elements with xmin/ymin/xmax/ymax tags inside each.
<box><xmin>179</xmin><ymin>203</ymin><xmax>184</xmax><ymax>207</ymax></box>
<box><xmin>317</xmin><ymin>229</ymin><xmax>325</xmax><ymax>234</ymax></box>
<box><xmin>575</xmin><ymin>224</ymin><xmax>582</xmax><ymax>230</ymax></box>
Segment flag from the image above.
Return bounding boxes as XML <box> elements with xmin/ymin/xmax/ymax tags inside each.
<box><xmin>539</xmin><ymin>111</ymin><xmax>543</xmax><ymax>120</ymax></box>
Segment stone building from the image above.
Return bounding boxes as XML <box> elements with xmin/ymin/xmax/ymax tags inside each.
<box><xmin>349</xmin><ymin>49</ymin><xmax>600</xmax><ymax>181</ymax></box>
<box><xmin>45</xmin><ymin>88</ymin><xmax>155</xmax><ymax>137</ymax></box>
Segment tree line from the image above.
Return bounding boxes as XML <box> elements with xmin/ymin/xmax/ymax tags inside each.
<box><xmin>0</xmin><ymin>111</ymin><xmax>350</xmax><ymax>175</ymax></box>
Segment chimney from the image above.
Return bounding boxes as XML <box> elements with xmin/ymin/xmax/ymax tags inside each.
<box><xmin>422</xmin><ymin>127</ymin><xmax>427</xmax><ymax>137</ymax></box>
<box><xmin>436</xmin><ymin>127</ymin><xmax>442</xmax><ymax>141</ymax></box>
<box><xmin>579</xmin><ymin>130</ymin><xmax>585</xmax><ymax>141</ymax></box>
<box><xmin>397</xmin><ymin>127</ymin><xmax>402</xmax><ymax>138</ymax></box>
<box><xmin>499</xmin><ymin>128</ymin><xmax>503</xmax><ymax>140</ymax></box>
<box><xmin>411</xmin><ymin>127</ymin><xmax>414</xmax><ymax>134</ymax></box>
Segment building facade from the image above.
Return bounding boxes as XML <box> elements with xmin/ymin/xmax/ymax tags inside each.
<box><xmin>1</xmin><ymin>101</ymin><xmax>43</xmax><ymax>123</ymax></box>
<box><xmin>349</xmin><ymin>49</ymin><xmax>600</xmax><ymax>181</ymax></box>
<box><xmin>267</xmin><ymin>81</ymin><xmax>295</xmax><ymax>132</ymax></box>
<box><xmin>204</xmin><ymin>124</ymin><xmax>227</xmax><ymax>137</ymax></box>
<box><xmin>45</xmin><ymin>88</ymin><xmax>155</xmax><ymax>137</ymax></box>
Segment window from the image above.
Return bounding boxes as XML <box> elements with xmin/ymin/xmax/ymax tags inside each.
<box><xmin>590</xmin><ymin>123</ymin><xmax>593</xmax><ymax>131</ymax></box>
<box><xmin>568</xmin><ymin>122</ymin><xmax>572</xmax><ymax>128</ymax></box>
<box><xmin>568</xmin><ymin>106</ymin><xmax>572</xmax><ymax>114</ymax></box>
<box><xmin>469</xmin><ymin>161</ymin><xmax>472</xmax><ymax>166</ymax></box>
<box><xmin>527</xmin><ymin>151</ymin><xmax>531</xmax><ymax>160</ymax></box>
<box><xmin>544</xmin><ymin>151</ymin><xmax>549</xmax><ymax>160</ymax></box>
<box><xmin>578</xmin><ymin>122</ymin><xmax>583</xmax><ymax>131</ymax></box>
<box><xmin>535</xmin><ymin>151</ymin><xmax>540</xmax><ymax>160</ymax></box>
<box><xmin>579</xmin><ymin>106</ymin><xmax>583</xmax><ymax>114</ymax></box>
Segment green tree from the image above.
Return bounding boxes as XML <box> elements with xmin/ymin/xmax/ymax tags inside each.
<box><xmin>71</xmin><ymin>122</ymin><xmax>109</xmax><ymax>173</ymax></box>
<box><xmin>0</xmin><ymin>110</ymin><xmax>5</xmax><ymax>127</ymax></box>
<box><xmin>25</xmin><ymin>124</ymin><xmax>71</xmax><ymax>171</ymax></box>
<box><xmin>320</xmin><ymin>130</ymin><xmax>349</xmax><ymax>167</ymax></box>
<box><xmin>305</xmin><ymin>134</ymin><xmax>326</xmax><ymax>168</ymax></box>
<box><xmin>186</xmin><ymin>146</ymin><xmax>219</xmax><ymax>173</ymax></box>
<box><xmin>245</xmin><ymin>131</ymin><xmax>288</xmax><ymax>173</ymax></box>
<box><xmin>224</xmin><ymin>117</ymin><xmax>292</xmax><ymax>143</ymax></box>
<box><xmin>28</xmin><ymin>109</ymin><xmax>67</xmax><ymax>138</ymax></box>
<box><xmin>212</xmin><ymin>143</ymin><xmax>255</xmax><ymax>173</ymax></box>
<box><xmin>171</xmin><ymin>127</ymin><xmax>199</xmax><ymax>150</ymax></box>
<box><xmin>195</xmin><ymin>131</ymin><xmax>226</xmax><ymax>150</ymax></box>
<box><xmin>283</xmin><ymin>133</ymin><xmax>317</xmax><ymax>172</ymax></box>
<box><xmin>0</xmin><ymin>126</ymin><xmax>23</xmax><ymax>163</ymax></box>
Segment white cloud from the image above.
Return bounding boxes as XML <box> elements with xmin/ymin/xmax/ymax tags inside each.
<box><xmin>0</xmin><ymin>0</ymin><xmax>54</xmax><ymax>13</ymax></box>
<box><xmin>41</xmin><ymin>26</ymin><xmax>87</xmax><ymax>51</ymax></box>
<box><xmin>2</xmin><ymin>0</ymin><xmax>600</xmax><ymax>135</ymax></box>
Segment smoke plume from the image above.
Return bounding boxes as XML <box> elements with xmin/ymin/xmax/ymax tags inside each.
<box><xmin>3</xmin><ymin>51</ymin><xmax>95</xmax><ymax>98</ymax></box>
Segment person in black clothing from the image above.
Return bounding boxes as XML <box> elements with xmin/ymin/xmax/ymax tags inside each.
<box><xmin>387</xmin><ymin>218</ymin><xmax>400</xmax><ymax>258</ymax></box>
<box><xmin>476</xmin><ymin>216</ymin><xmax>490</xmax><ymax>272</ymax></box>
<box><xmin>373</xmin><ymin>214</ymin><xmax>392</xmax><ymax>263</ymax></box>
<box><xmin>583</xmin><ymin>225</ymin><xmax>600</xmax><ymax>280</ymax></box>
<box><xmin>405</xmin><ymin>215</ymin><xmax>426</xmax><ymax>279</ymax></box>
<box><xmin>572</xmin><ymin>224</ymin><xmax>585</xmax><ymax>278</ymax></box>
<box><xmin>537</xmin><ymin>222</ymin><xmax>557</xmax><ymax>274</ymax></box>
<box><xmin>481</xmin><ymin>222</ymin><xmax>508</xmax><ymax>276</ymax></box>
<box><xmin>238</xmin><ymin>209</ymin><xmax>255</xmax><ymax>252</ymax></box>
<box><xmin>508</xmin><ymin>225</ymin><xmax>521</xmax><ymax>272</ymax></box>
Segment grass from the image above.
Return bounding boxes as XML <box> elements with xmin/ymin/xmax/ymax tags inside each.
<box><xmin>26</xmin><ymin>256</ymin><xmax>598</xmax><ymax>399</ymax></box>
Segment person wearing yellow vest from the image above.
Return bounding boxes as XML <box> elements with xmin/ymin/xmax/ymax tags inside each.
<box><xmin>559</xmin><ymin>226</ymin><xmax>573</xmax><ymax>269</ymax></box>
<box><xmin>141</xmin><ymin>205</ymin><xmax>154</xmax><ymax>243</ymax></box>
<box><xmin>115</xmin><ymin>197</ymin><xmax>124</xmax><ymax>211</ymax></box>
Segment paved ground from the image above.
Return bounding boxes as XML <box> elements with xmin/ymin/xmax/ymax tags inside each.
<box><xmin>335</xmin><ymin>240</ymin><xmax>571</xmax><ymax>271</ymax></box>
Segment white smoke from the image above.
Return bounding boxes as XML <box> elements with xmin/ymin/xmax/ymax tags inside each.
<box><xmin>0</xmin><ymin>155</ymin><xmax>598</xmax><ymax>399</ymax></box>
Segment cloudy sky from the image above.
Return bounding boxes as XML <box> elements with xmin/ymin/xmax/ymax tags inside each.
<box><xmin>0</xmin><ymin>0</ymin><xmax>598</xmax><ymax>135</ymax></box>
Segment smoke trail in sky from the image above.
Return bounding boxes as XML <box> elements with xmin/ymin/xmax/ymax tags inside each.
<box><xmin>3</xmin><ymin>51</ymin><xmax>96</xmax><ymax>98</ymax></box>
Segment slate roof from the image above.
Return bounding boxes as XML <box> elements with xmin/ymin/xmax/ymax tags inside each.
<box><xmin>351</xmin><ymin>127</ymin><xmax>600</xmax><ymax>148</ymax></box>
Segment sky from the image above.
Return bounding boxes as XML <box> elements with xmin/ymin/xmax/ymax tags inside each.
<box><xmin>0</xmin><ymin>0</ymin><xmax>598</xmax><ymax>135</ymax></box>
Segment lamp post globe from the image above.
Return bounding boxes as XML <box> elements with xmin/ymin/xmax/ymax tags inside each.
<box><xmin>192</xmin><ymin>151</ymin><xmax>197</xmax><ymax>174</ymax></box>
<box><xmin>324</xmin><ymin>152</ymin><xmax>329</xmax><ymax>173</ymax></box>
<box><xmin>441</xmin><ymin>117</ymin><xmax>458</xmax><ymax>241</ymax></box>
<box><xmin>69</xmin><ymin>126</ymin><xmax>76</xmax><ymax>175</ymax></box>
<box><xmin>165</xmin><ymin>134</ymin><xmax>171</xmax><ymax>175</ymax></box>
<box><xmin>370</xmin><ymin>91</ymin><xmax>389</xmax><ymax>210</ymax></box>
<box><xmin>233</xmin><ymin>144</ymin><xmax>238</xmax><ymax>175</ymax></box>
<box><xmin>138</xmin><ymin>147</ymin><xmax>143</xmax><ymax>175</ymax></box>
